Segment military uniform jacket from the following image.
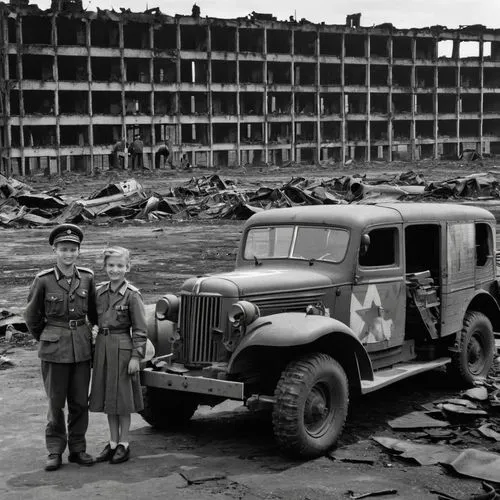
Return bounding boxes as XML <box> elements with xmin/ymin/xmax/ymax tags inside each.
<box><xmin>96</xmin><ymin>280</ymin><xmax>147</xmax><ymax>359</ymax></box>
<box><xmin>24</xmin><ymin>266</ymin><xmax>98</xmax><ymax>363</ymax></box>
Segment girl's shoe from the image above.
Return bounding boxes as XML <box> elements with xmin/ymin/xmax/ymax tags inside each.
<box><xmin>96</xmin><ymin>444</ymin><xmax>116</xmax><ymax>463</ymax></box>
<box><xmin>110</xmin><ymin>444</ymin><xmax>130</xmax><ymax>464</ymax></box>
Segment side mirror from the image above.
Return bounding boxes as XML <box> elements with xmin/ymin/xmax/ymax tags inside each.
<box><xmin>360</xmin><ymin>233</ymin><xmax>371</xmax><ymax>257</ymax></box>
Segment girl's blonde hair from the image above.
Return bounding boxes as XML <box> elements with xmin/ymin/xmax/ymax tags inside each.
<box><xmin>102</xmin><ymin>246</ymin><xmax>130</xmax><ymax>265</ymax></box>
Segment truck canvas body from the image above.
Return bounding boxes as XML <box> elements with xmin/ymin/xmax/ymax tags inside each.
<box><xmin>141</xmin><ymin>203</ymin><xmax>498</xmax><ymax>457</ymax></box>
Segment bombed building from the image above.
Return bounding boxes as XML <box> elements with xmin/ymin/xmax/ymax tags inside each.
<box><xmin>1</xmin><ymin>0</ymin><xmax>500</xmax><ymax>174</ymax></box>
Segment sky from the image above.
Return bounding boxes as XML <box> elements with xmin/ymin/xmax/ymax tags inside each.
<box><xmin>33</xmin><ymin>0</ymin><xmax>499</xmax><ymax>31</ymax></box>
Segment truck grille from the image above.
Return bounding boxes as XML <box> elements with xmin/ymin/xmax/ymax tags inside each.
<box><xmin>179</xmin><ymin>294</ymin><xmax>222</xmax><ymax>364</ymax></box>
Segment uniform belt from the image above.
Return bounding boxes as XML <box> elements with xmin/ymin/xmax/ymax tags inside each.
<box><xmin>99</xmin><ymin>327</ymin><xmax>130</xmax><ymax>336</ymax></box>
<box><xmin>46</xmin><ymin>319</ymin><xmax>86</xmax><ymax>329</ymax></box>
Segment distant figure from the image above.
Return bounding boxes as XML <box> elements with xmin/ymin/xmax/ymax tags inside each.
<box><xmin>192</xmin><ymin>3</ymin><xmax>200</xmax><ymax>18</ymax></box>
<box><xmin>155</xmin><ymin>140</ymin><xmax>172</xmax><ymax>169</ymax></box>
<box><xmin>110</xmin><ymin>140</ymin><xmax>126</xmax><ymax>170</ymax></box>
<box><xmin>129</xmin><ymin>136</ymin><xmax>144</xmax><ymax>170</ymax></box>
<box><xmin>180</xmin><ymin>153</ymin><xmax>192</xmax><ymax>170</ymax></box>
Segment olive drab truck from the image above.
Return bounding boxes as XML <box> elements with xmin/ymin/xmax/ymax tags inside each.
<box><xmin>140</xmin><ymin>203</ymin><xmax>499</xmax><ymax>458</ymax></box>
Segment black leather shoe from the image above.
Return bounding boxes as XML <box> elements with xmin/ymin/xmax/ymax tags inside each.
<box><xmin>45</xmin><ymin>453</ymin><xmax>62</xmax><ymax>471</ymax></box>
<box><xmin>110</xmin><ymin>444</ymin><xmax>130</xmax><ymax>464</ymax></box>
<box><xmin>96</xmin><ymin>444</ymin><xmax>116</xmax><ymax>463</ymax></box>
<box><xmin>68</xmin><ymin>451</ymin><xmax>95</xmax><ymax>466</ymax></box>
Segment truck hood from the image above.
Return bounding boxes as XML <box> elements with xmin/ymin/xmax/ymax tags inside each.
<box><xmin>181</xmin><ymin>268</ymin><xmax>334</xmax><ymax>298</ymax></box>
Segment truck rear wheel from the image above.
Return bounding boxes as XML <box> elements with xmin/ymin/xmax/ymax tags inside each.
<box><xmin>448</xmin><ymin>311</ymin><xmax>495</xmax><ymax>386</ymax></box>
<box><xmin>272</xmin><ymin>353</ymin><xmax>349</xmax><ymax>458</ymax></box>
<box><xmin>140</xmin><ymin>387</ymin><xmax>199</xmax><ymax>429</ymax></box>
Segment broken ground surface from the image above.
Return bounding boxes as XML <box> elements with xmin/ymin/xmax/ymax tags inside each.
<box><xmin>2</xmin><ymin>162</ymin><xmax>500</xmax><ymax>499</ymax></box>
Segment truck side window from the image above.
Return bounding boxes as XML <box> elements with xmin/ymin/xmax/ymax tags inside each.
<box><xmin>359</xmin><ymin>227</ymin><xmax>397</xmax><ymax>267</ymax></box>
<box><xmin>475</xmin><ymin>223</ymin><xmax>491</xmax><ymax>267</ymax></box>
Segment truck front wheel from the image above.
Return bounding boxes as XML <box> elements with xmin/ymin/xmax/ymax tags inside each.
<box><xmin>272</xmin><ymin>353</ymin><xmax>349</xmax><ymax>458</ymax></box>
<box><xmin>448</xmin><ymin>311</ymin><xmax>495</xmax><ymax>386</ymax></box>
<box><xmin>140</xmin><ymin>387</ymin><xmax>199</xmax><ymax>429</ymax></box>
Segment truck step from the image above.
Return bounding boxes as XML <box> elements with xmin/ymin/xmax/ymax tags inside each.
<box><xmin>360</xmin><ymin>358</ymin><xmax>451</xmax><ymax>394</ymax></box>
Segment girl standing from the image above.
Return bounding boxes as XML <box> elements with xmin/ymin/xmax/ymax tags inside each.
<box><xmin>89</xmin><ymin>247</ymin><xmax>147</xmax><ymax>464</ymax></box>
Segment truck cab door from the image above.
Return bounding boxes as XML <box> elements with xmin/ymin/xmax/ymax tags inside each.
<box><xmin>350</xmin><ymin>224</ymin><xmax>406</xmax><ymax>350</ymax></box>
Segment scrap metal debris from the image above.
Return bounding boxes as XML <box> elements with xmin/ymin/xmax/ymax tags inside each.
<box><xmin>3</xmin><ymin>171</ymin><xmax>500</xmax><ymax>227</ymax></box>
<box><xmin>387</xmin><ymin>411</ymin><xmax>449</xmax><ymax>430</ymax></box>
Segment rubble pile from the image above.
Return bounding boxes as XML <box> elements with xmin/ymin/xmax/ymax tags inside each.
<box><xmin>2</xmin><ymin>171</ymin><xmax>500</xmax><ymax>227</ymax></box>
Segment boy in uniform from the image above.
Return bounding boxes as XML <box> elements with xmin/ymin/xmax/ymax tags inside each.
<box><xmin>24</xmin><ymin>224</ymin><xmax>98</xmax><ymax>471</ymax></box>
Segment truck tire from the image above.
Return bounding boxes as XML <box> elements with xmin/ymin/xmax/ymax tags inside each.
<box><xmin>272</xmin><ymin>353</ymin><xmax>349</xmax><ymax>458</ymax></box>
<box><xmin>448</xmin><ymin>311</ymin><xmax>495</xmax><ymax>386</ymax></box>
<box><xmin>140</xmin><ymin>387</ymin><xmax>199</xmax><ymax>429</ymax></box>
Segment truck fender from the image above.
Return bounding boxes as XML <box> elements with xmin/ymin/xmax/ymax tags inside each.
<box><xmin>466</xmin><ymin>291</ymin><xmax>500</xmax><ymax>332</ymax></box>
<box><xmin>145</xmin><ymin>304</ymin><xmax>176</xmax><ymax>357</ymax></box>
<box><xmin>227</xmin><ymin>312</ymin><xmax>373</xmax><ymax>381</ymax></box>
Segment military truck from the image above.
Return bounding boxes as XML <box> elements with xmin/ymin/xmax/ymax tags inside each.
<box><xmin>140</xmin><ymin>203</ymin><xmax>498</xmax><ymax>458</ymax></box>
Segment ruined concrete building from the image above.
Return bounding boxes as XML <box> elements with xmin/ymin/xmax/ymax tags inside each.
<box><xmin>1</xmin><ymin>0</ymin><xmax>500</xmax><ymax>174</ymax></box>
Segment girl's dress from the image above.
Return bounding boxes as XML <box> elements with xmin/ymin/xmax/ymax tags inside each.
<box><xmin>89</xmin><ymin>280</ymin><xmax>147</xmax><ymax>415</ymax></box>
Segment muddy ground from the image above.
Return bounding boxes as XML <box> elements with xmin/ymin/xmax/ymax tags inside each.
<box><xmin>1</xmin><ymin>162</ymin><xmax>500</xmax><ymax>499</ymax></box>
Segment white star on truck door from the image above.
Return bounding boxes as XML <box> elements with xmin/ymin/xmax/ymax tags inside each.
<box><xmin>350</xmin><ymin>284</ymin><xmax>394</xmax><ymax>343</ymax></box>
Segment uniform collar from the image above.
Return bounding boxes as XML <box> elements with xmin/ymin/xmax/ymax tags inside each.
<box><xmin>100</xmin><ymin>280</ymin><xmax>128</xmax><ymax>296</ymax></box>
<box><xmin>54</xmin><ymin>265</ymin><xmax>79</xmax><ymax>280</ymax></box>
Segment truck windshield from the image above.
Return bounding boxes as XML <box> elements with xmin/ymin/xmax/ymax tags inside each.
<box><xmin>244</xmin><ymin>226</ymin><xmax>350</xmax><ymax>262</ymax></box>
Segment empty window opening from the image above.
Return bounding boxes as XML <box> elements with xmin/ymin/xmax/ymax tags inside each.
<box><xmin>92</xmin><ymin>57</ymin><xmax>121</xmax><ymax>82</ymax></box>
<box><xmin>59</xmin><ymin>91</ymin><xmax>87</xmax><ymax>114</ymax></box>
<box><xmin>181</xmin><ymin>124</ymin><xmax>209</xmax><ymax>144</ymax></box>
<box><xmin>484</xmin><ymin>120</ymin><xmax>500</xmax><ymax>136</ymax></box>
<box><xmin>9</xmin><ymin>90</ymin><xmax>20</xmax><ymax>115</ymax></box>
<box><xmin>345</xmin><ymin>93</ymin><xmax>366</xmax><ymax>114</ymax></box>
<box><xmin>438</xmin><ymin>67</ymin><xmax>457</xmax><ymax>87</ymax></box>
<box><xmin>212</xmin><ymin>61</ymin><xmax>236</xmax><ymax>83</ymax></box>
<box><xmin>240</xmin><ymin>123</ymin><xmax>263</xmax><ymax>143</ymax></box>
<box><xmin>267</xmin><ymin>29</ymin><xmax>291</xmax><ymax>54</ymax></box>
<box><xmin>320</xmin><ymin>64</ymin><xmax>341</xmax><ymax>85</ymax></box>
<box><xmin>239</xmin><ymin>61</ymin><xmax>263</xmax><ymax>84</ymax></box>
<box><xmin>93</xmin><ymin>124</ymin><xmax>121</xmax><ymax>145</ymax></box>
<box><xmin>484</xmin><ymin>68</ymin><xmax>500</xmax><ymax>88</ymax></box>
<box><xmin>8</xmin><ymin>18</ymin><xmax>16</xmax><ymax>43</ymax></box>
<box><xmin>392</xmin><ymin>94</ymin><xmax>412</xmax><ymax>113</ymax></box>
<box><xmin>370</xmin><ymin>93</ymin><xmax>388</xmax><ymax>114</ymax></box>
<box><xmin>405</xmin><ymin>225</ymin><xmax>440</xmax><ymax>277</ymax></box>
<box><xmin>93</xmin><ymin>91</ymin><xmax>121</xmax><ymax>115</ymax></box>
<box><xmin>346</xmin><ymin>121</ymin><xmax>365</xmax><ymax>141</ymax></box>
<box><xmin>459</xmin><ymin>41</ymin><xmax>480</xmax><ymax>59</ymax></box>
<box><xmin>416</xmin><ymin>66</ymin><xmax>434</xmax><ymax>87</ymax></box>
<box><xmin>125</xmin><ymin>58</ymin><xmax>150</xmax><ymax>83</ymax></box>
<box><xmin>294</xmin><ymin>30</ymin><xmax>316</xmax><ymax>55</ymax></box>
<box><xmin>11</xmin><ymin>126</ymin><xmax>20</xmax><ymax>147</ymax></box>
<box><xmin>298</xmin><ymin>147</ymin><xmax>315</xmax><ymax>163</ymax></box>
<box><xmin>8</xmin><ymin>55</ymin><xmax>19</xmax><ymax>80</ymax></box>
<box><xmin>419</xmin><ymin>144</ymin><xmax>434</xmax><ymax>159</ymax></box>
<box><xmin>416</xmin><ymin>120</ymin><xmax>434</xmax><ymax>139</ymax></box>
<box><xmin>320</xmin><ymin>93</ymin><xmax>340</xmax><ymax>114</ymax></box>
<box><xmin>239</xmin><ymin>28</ymin><xmax>264</xmax><ymax>53</ymax></box>
<box><xmin>213</xmin><ymin>123</ymin><xmax>237</xmax><ymax>143</ymax></box>
<box><xmin>321</xmin><ymin>121</ymin><xmax>341</xmax><ymax>141</ymax></box>
<box><xmin>213</xmin><ymin>150</ymin><xmax>230</xmax><ymax>167</ymax></box>
<box><xmin>268</xmin><ymin>122</ymin><xmax>291</xmax><ymax>143</ymax></box>
<box><xmin>212</xmin><ymin>92</ymin><xmax>236</xmax><ymax>114</ymax></box>
<box><xmin>370</xmin><ymin>121</ymin><xmax>387</xmax><ymax>140</ymax></box>
<box><xmin>60</xmin><ymin>125</ymin><xmax>88</xmax><ymax>146</ymax></box>
<box><xmin>393</xmin><ymin>120</ymin><xmax>411</xmax><ymax>140</ymax></box>
<box><xmin>360</xmin><ymin>227</ymin><xmax>397</xmax><ymax>267</ymax></box>
<box><xmin>370</xmin><ymin>36</ymin><xmax>388</xmax><ymax>57</ymax></box>
<box><xmin>416</xmin><ymin>38</ymin><xmax>435</xmax><ymax>59</ymax></box>
<box><xmin>240</xmin><ymin>92</ymin><xmax>263</xmax><ymax>114</ymax></box>
<box><xmin>154</xmin><ymin>59</ymin><xmax>177</xmax><ymax>83</ymax></box>
<box><xmin>370</xmin><ymin>65</ymin><xmax>388</xmax><ymax>86</ymax></box>
<box><xmin>393</xmin><ymin>37</ymin><xmax>412</xmax><ymax>59</ymax></box>
<box><xmin>58</xmin><ymin>56</ymin><xmax>88</xmax><ymax>81</ymax></box>
<box><xmin>392</xmin><ymin>66</ymin><xmax>411</xmax><ymax>87</ymax></box>
<box><xmin>23</xmin><ymin>55</ymin><xmax>53</xmax><ymax>80</ymax></box>
<box><xmin>294</xmin><ymin>63</ymin><xmax>316</xmax><ymax>86</ymax></box>
<box><xmin>180</xmin><ymin>60</ymin><xmax>207</xmax><ymax>83</ymax></box>
<box><xmin>320</xmin><ymin>33</ymin><xmax>342</xmax><ymax>56</ymax></box>
<box><xmin>460</xmin><ymin>67</ymin><xmax>480</xmax><ymax>88</ymax></box>
<box><xmin>295</xmin><ymin>93</ymin><xmax>316</xmax><ymax>114</ymax></box>
<box><xmin>438</xmin><ymin>119</ymin><xmax>456</xmax><ymax>137</ymax></box>
<box><xmin>295</xmin><ymin>122</ymin><xmax>315</xmax><ymax>142</ymax></box>
<box><xmin>267</xmin><ymin>92</ymin><xmax>291</xmax><ymax>114</ymax></box>
<box><xmin>268</xmin><ymin>62</ymin><xmax>291</xmax><ymax>84</ymax></box>
<box><xmin>91</xmin><ymin>20</ymin><xmax>119</xmax><ymax>47</ymax></box>
<box><xmin>154</xmin><ymin>24</ymin><xmax>176</xmax><ymax>50</ymax></box>
<box><xmin>484</xmin><ymin>94</ymin><xmax>500</xmax><ymax>112</ymax></box>
<box><xmin>24</xmin><ymin>90</ymin><xmax>54</xmax><ymax>114</ymax></box>
<box><xmin>211</xmin><ymin>27</ymin><xmax>236</xmax><ymax>51</ymax></box>
<box><xmin>483</xmin><ymin>42</ymin><xmax>492</xmax><ymax>59</ymax></box>
<box><xmin>180</xmin><ymin>92</ymin><xmax>207</xmax><ymax>114</ymax></box>
<box><xmin>416</xmin><ymin>94</ymin><xmax>434</xmax><ymax>113</ymax></box>
<box><xmin>460</xmin><ymin>120</ymin><xmax>479</xmax><ymax>137</ymax></box>
<box><xmin>475</xmin><ymin>223</ymin><xmax>492</xmax><ymax>267</ymax></box>
<box><xmin>124</xmin><ymin>22</ymin><xmax>150</xmax><ymax>49</ymax></box>
<box><xmin>345</xmin><ymin>35</ymin><xmax>365</xmax><ymax>57</ymax></box>
<box><xmin>22</xmin><ymin>16</ymin><xmax>51</xmax><ymax>44</ymax></box>
<box><xmin>125</xmin><ymin>92</ymin><xmax>150</xmax><ymax>114</ymax></box>
<box><xmin>154</xmin><ymin>92</ymin><xmax>176</xmax><ymax>114</ymax></box>
<box><xmin>24</xmin><ymin>125</ymin><xmax>57</xmax><ymax>147</ymax></box>
<box><xmin>460</xmin><ymin>95</ymin><xmax>480</xmax><ymax>113</ymax></box>
<box><xmin>57</xmin><ymin>18</ymin><xmax>86</xmax><ymax>45</ymax></box>
<box><xmin>181</xmin><ymin>25</ymin><xmax>207</xmax><ymax>51</ymax></box>
<box><xmin>438</xmin><ymin>40</ymin><xmax>453</xmax><ymax>58</ymax></box>
<box><xmin>345</xmin><ymin>64</ymin><xmax>366</xmax><ymax>86</ymax></box>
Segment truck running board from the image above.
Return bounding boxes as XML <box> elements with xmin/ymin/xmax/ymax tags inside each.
<box><xmin>360</xmin><ymin>358</ymin><xmax>451</xmax><ymax>394</ymax></box>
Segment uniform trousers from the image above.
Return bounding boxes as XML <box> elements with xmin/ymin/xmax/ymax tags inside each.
<box><xmin>41</xmin><ymin>360</ymin><xmax>91</xmax><ymax>455</ymax></box>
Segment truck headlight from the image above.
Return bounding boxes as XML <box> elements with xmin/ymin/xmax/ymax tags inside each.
<box><xmin>229</xmin><ymin>301</ymin><xmax>260</xmax><ymax>326</ymax></box>
<box><xmin>155</xmin><ymin>294</ymin><xmax>180</xmax><ymax>322</ymax></box>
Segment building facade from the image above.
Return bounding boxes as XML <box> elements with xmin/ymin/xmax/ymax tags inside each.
<box><xmin>1</xmin><ymin>1</ymin><xmax>500</xmax><ymax>175</ymax></box>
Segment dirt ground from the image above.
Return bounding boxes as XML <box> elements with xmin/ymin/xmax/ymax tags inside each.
<box><xmin>1</xmin><ymin>162</ymin><xmax>500</xmax><ymax>499</ymax></box>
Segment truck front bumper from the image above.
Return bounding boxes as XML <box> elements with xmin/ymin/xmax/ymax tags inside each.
<box><xmin>140</xmin><ymin>368</ymin><xmax>245</xmax><ymax>400</ymax></box>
